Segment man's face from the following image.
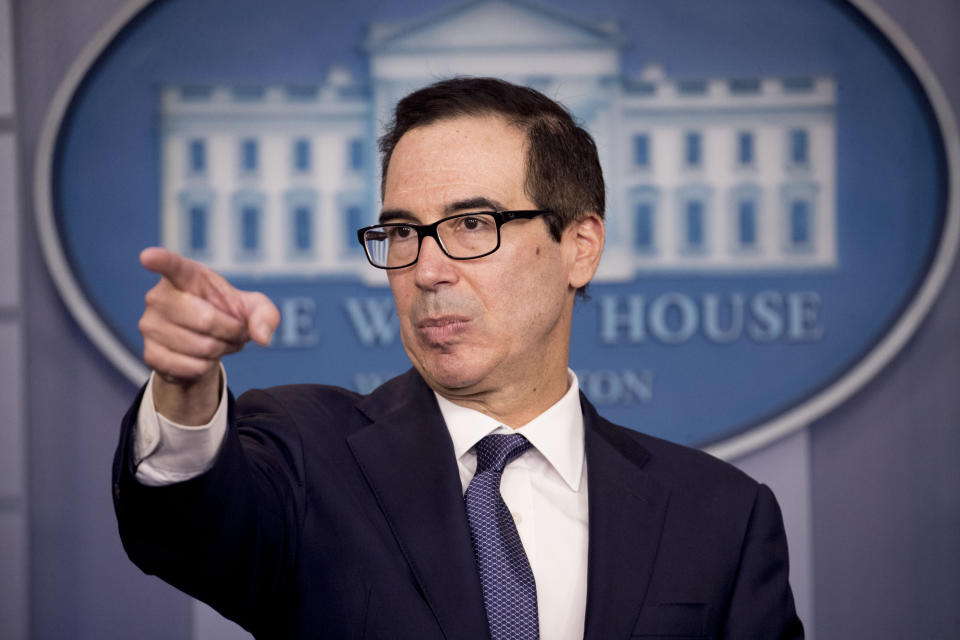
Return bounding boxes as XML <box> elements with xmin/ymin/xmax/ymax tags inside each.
<box><xmin>381</xmin><ymin>115</ymin><xmax>590</xmax><ymax>404</ymax></box>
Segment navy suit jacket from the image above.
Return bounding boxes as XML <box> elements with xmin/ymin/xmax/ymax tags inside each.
<box><xmin>113</xmin><ymin>368</ymin><xmax>803</xmax><ymax>639</ymax></box>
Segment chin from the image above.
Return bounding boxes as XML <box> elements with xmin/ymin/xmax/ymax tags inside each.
<box><xmin>403</xmin><ymin>331</ymin><xmax>509</xmax><ymax>393</ymax></box>
<box><xmin>423</xmin><ymin>366</ymin><xmax>483</xmax><ymax>392</ymax></box>
<box><xmin>416</xmin><ymin>354</ymin><xmax>491</xmax><ymax>393</ymax></box>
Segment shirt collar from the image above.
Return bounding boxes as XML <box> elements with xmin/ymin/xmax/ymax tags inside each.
<box><xmin>435</xmin><ymin>371</ymin><xmax>585</xmax><ymax>491</ymax></box>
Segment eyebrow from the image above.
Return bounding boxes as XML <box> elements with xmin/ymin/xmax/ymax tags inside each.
<box><xmin>378</xmin><ymin>209</ymin><xmax>416</xmax><ymax>224</ymax></box>
<box><xmin>378</xmin><ymin>196</ymin><xmax>506</xmax><ymax>224</ymax></box>
<box><xmin>444</xmin><ymin>197</ymin><xmax>505</xmax><ymax>215</ymax></box>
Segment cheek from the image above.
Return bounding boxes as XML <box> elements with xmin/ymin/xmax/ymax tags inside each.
<box><xmin>526</xmin><ymin>240</ymin><xmax>566</xmax><ymax>287</ymax></box>
<box><xmin>491</xmin><ymin>243</ymin><xmax>564</xmax><ymax>318</ymax></box>
<box><xmin>387</xmin><ymin>277</ymin><xmax>415</xmax><ymax>323</ymax></box>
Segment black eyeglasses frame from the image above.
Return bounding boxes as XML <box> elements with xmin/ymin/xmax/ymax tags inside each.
<box><xmin>357</xmin><ymin>209</ymin><xmax>552</xmax><ymax>270</ymax></box>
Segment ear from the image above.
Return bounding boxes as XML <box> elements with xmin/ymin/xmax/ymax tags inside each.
<box><xmin>564</xmin><ymin>213</ymin><xmax>605</xmax><ymax>290</ymax></box>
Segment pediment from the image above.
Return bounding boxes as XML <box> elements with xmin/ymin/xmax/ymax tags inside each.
<box><xmin>366</xmin><ymin>0</ymin><xmax>622</xmax><ymax>53</ymax></box>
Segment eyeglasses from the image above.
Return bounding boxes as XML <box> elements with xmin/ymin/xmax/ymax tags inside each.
<box><xmin>357</xmin><ymin>210</ymin><xmax>551</xmax><ymax>269</ymax></box>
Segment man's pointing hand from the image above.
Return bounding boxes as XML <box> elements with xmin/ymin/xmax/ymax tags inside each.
<box><xmin>138</xmin><ymin>247</ymin><xmax>280</xmax><ymax>423</ymax></box>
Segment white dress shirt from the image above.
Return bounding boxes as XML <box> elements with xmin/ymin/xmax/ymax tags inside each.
<box><xmin>134</xmin><ymin>371</ymin><xmax>589</xmax><ymax>639</ymax></box>
<box><xmin>435</xmin><ymin>374</ymin><xmax>588</xmax><ymax>640</ymax></box>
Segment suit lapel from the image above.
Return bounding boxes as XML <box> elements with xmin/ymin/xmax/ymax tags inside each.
<box><xmin>346</xmin><ymin>370</ymin><xmax>489</xmax><ymax>640</ymax></box>
<box><xmin>581</xmin><ymin>396</ymin><xmax>671</xmax><ymax>640</ymax></box>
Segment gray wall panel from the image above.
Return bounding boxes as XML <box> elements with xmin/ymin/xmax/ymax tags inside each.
<box><xmin>811</xmin><ymin>277</ymin><xmax>960</xmax><ymax>637</ymax></box>
<box><xmin>17</xmin><ymin>0</ymin><xmax>193</xmax><ymax>638</ymax></box>
<box><xmin>811</xmin><ymin>275</ymin><xmax>960</xmax><ymax>637</ymax></box>
<box><xmin>0</xmin><ymin>0</ymin><xmax>13</xmax><ymax>116</ymax></box>
<box><xmin>0</xmin><ymin>511</ymin><xmax>28</xmax><ymax>640</ymax></box>
<box><xmin>0</xmin><ymin>322</ymin><xmax>23</xmax><ymax>495</ymax></box>
<box><xmin>0</xmin><ymin>133</ymin><xmax>18</xmax><ymax>306</ymax></box>
<box><xmin>1</xmin><ymin>0</ymin><xmax>25</xmax><ymax>636</ymax></box>
<box><xmin>809</xmin><ymin>0</ymin><xmax>960</xmax><ymax>637</ymax></box>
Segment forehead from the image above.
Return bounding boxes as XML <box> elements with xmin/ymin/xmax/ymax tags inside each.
<box><xmin>382</xmin><ymin>115</ymin><xmax>530</xmax><ymax>216</ymax></box>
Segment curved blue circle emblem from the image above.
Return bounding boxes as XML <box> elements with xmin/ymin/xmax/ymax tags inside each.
<box><xmin>38</xmin><ymin>0</ymin><xmax>956</xmax><ymax>452</ymax></box>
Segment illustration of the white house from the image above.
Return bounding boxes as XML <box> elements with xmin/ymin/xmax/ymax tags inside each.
<box><xmin>160</xmin><ymin>0</ymin><xmax>836</xmax><ymax>282</ymax></box>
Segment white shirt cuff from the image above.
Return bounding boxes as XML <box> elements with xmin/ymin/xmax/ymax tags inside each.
<box><xmin>133</xmin><ymin>367</ymin><xmax>229</xmax><ymax>487</ymax></box>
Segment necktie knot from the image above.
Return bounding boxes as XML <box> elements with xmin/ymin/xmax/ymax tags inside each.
<box><xmin>474</xmin><ymin>433</ymin><xmax>532</xmax><ymax>474</ymax></box>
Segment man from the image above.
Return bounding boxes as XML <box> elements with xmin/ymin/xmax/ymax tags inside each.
<box><xmin>114</xmin><ymin>77</ymin><xmax>803</xmax><ymax>639</ymax></box>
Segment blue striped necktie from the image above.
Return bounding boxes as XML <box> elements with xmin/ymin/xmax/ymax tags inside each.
<box><xmin>464</xmin><ymin>433</ymin><xmax>539</xmax><ymax>640</ymax></box>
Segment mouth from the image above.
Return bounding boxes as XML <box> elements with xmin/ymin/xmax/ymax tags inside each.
<box><xmin>415</xmin><ymin>316</ymin><xmax>472</xmax><ymax>343</ymax></box>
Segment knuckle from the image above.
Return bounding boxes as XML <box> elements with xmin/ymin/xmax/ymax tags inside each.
<box><xmin>197</xmin><ymin>335</ymin><xmax>221</xmax><ymax>358</ymax></box>
<box><xmin>194</xmin><ymin>306</ymin><xmax>217</xmax><ymax>333</ymax></box>
<box><xmin>138</xmin><ymin>312</ymin><xmax>164</xmax><ymax>341</ymax></box>
<box><xmin>183</xmin><ymin>358</ymin><xmax>214</xmax><ymax>380</ymax></box>
<box><xmin>142</xmin><ymin>342</ymin><xmax>163</xmax><ymax>370</ymax></box>
<box><xmin>144</xmin><ymin>285</ymin><xmax>162</xmax><ymax>306</ymax></box>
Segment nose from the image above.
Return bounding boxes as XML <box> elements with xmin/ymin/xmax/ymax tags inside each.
<box><xmin>413</xmin><ymin>235</ymin><xmax>458</xmax><ymax>289</ymax></box>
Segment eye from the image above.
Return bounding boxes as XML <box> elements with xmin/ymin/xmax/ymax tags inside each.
<box><xmin>458</xmin><ymin>215</ymin><xmax>493</xmax><ymax>231</ymax></box>
<box><xmin>364</xmin><ymin>228</ymin><xmax>388</xmax><ymax>242</ymax></box>
<box><xmin>387</xmin><ymin>225</ymin><xmax>416</xmax><ymax>240</ymax></box>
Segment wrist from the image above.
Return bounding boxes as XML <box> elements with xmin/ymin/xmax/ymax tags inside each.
<box><xmin>152</xmin><ymin>365</ymin><xmax>222</xmax><ymax>426</ymax></box>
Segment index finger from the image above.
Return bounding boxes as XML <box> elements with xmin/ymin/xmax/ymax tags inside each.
<box><xmin>140</xmin><ymin>247</ymin><xmax>205</xmax><ymax>290</ymax></box>
<box><xmin>140</xmin><ymin>247</ymin><xmax>246</xmax><ymax>320</ymax></box>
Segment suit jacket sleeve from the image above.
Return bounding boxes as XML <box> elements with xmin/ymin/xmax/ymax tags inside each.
<box><xmin>721</xmin><ymin>483</ymin><xmax>804</xmax><ymax>639</ymax></box>
<box><xmin>112</xmin><ymin>384</ymin><xmax>307</xmax><ymax>633</ymax></box>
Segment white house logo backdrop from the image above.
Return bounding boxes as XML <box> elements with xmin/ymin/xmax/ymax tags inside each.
<box><xmin>37</xmin><ymin>0</ymin><xmax>958</xmax><ymax>454</ymax></box>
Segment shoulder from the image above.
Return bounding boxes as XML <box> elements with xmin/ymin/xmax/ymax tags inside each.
<box><xmin>590</xmin><ymin>411</ymin><xmax>780</xmax><ymax>555</ymax></box>
<box><xmin>232</xmin><ymin>368</ymin><xmax>427</xmax><ymax>432</ymax></box>
<box><xmin>238</xmin><ymin>383</ymin><xmax>362</xmax><ymax>416</ymax></box>
<box><xmin>584</xmin><ymin>397</ymin><xmax>760</xmax><ymax>500</ymax></box>
<box><xmin>618</xmin><ymin>420</ymin><xmax>753</xmax><ymax>487</ymax></box>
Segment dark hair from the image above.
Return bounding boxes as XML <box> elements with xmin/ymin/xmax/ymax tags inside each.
<box><xmin>379</xmin><ymin>77</ymin><xmax>606</xmax><ymax>245</ymax></box>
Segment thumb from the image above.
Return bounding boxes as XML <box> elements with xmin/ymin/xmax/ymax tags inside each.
<box><xmin>241</xmin><ymin>291</ymin><xmax>281</xmax><ymax>346</ymax></box>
